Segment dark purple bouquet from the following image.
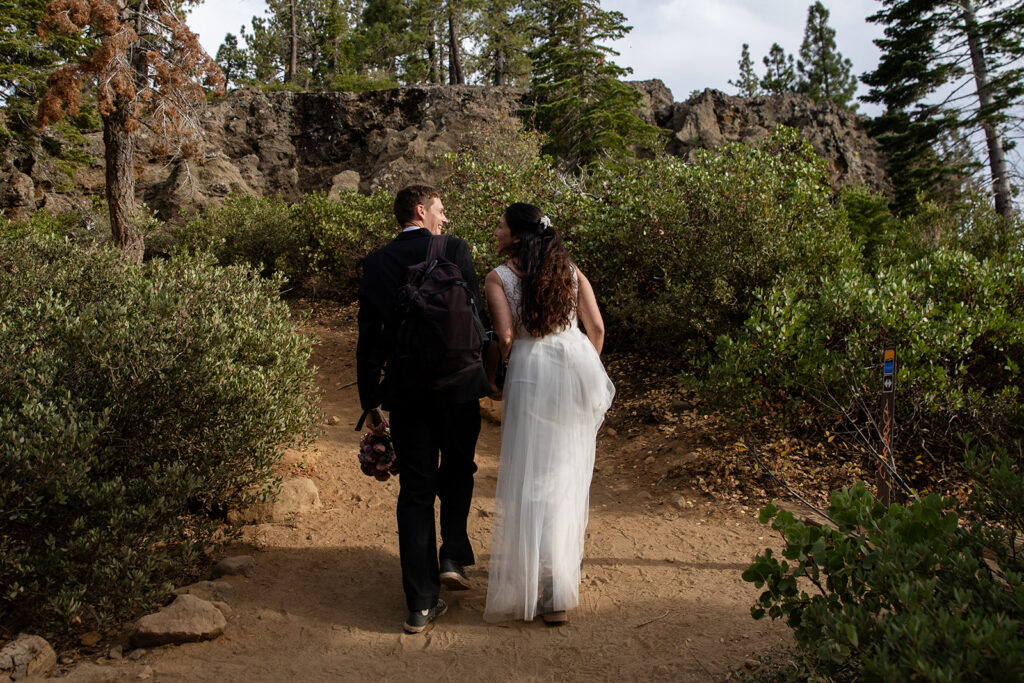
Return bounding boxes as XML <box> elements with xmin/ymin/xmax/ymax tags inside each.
<box><xmin>358</xmin><ymin>429</ymin><xmax>399</xmax><ymax>481</ymax></box>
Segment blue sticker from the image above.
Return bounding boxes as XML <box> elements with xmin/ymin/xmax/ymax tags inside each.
<box><xmin>884</xmin><ymin>360</ymin><xmax>894</xmax><ymax>374</ymax></box>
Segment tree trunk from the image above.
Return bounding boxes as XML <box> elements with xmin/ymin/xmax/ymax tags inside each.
<box><xmin>103</xmin><ymin>107</ymin><xmax>143</xmax><ymax>263</ymax></box>
<box><xmin>447</xmin><ymin>9</ymin><xmax>463</xmax><ymax>85</ymax></box>
<box><xmin>287</xmin><ymin>0</ymin><xmax>298</xmax><ymax>83</ymax></box>
<box><xmin>428</xmin><ymin>20</ymin><xmax>438</xmax><ymax>84</ymax></box>
<box><xmin>493</xmin><ymin>40</ymin><xmax>505</xmax><ymax>86</ymax></box>
<box><xmin>961</xmin><ymin>0</ymin><xmax>1013</xmax><ymax>222</ymax></box>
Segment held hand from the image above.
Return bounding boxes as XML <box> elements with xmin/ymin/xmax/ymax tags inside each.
<box><xmin>489</xmin><ymin>384</ymin><xmax>503</xmax><ymax>402</ymax></box>
<box><xmin>366</xmin><ymin>407</ymin><xmax>388</xmax><ymax>435</ymax></box>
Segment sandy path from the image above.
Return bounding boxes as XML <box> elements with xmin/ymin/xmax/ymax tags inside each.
<box><xmin>62</xmin><ymin>305</ymin><xmax>789</xmax><ymax>682</ymax></box>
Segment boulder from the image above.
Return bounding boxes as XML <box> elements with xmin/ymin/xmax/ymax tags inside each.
<box><xmin>0</xmin><ymin>633</ymin><xmax>56</xmax><ymax>681</ymax></box>
<box><xmin>228</xmin><ymin>476</ymin><xmax>322</xmax><ymax>524</ymax></box>
<box><xmin>129</xmin><ymin>594</ymin><xmax>227</xmax><ymax>648</ymax></box>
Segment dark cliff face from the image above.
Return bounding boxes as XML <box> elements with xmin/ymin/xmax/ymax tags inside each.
<box><xmin>1</xmin><ymin>82</ymin><xmax>886</xmax><ymax>221</ymax></box>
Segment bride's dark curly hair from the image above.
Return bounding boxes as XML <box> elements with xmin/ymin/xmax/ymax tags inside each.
<box><xmin>505</xmin><ymin>203</ymin><xmax>574</xmax><ymax>337</ymax></box>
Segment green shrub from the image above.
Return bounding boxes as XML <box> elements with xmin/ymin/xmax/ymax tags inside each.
<box><xmin>177</xmin><ymin>191</ymin><xmax>394</xmax><ymax>299</ymax></box>
<box><xmin>744</xmin><ymin>479</ymin><xmax>1024</xmax><ymax>681</ymax></box>
<box><xmin>572</xmin><ymin>126</ymin><xmax>846</xmax><ymax>358</ymax></box>
<box><xmin>705</xmin><ymin>246</ymin><xmax>1024</xmax><ymax>460</ymax></box>
<box><xmin>0</xmin><ymin>235</ymin><xmax>320</xmax><ymax>630</ymax></box>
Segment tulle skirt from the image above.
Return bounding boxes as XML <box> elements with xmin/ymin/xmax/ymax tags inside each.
<box><xmin>483</xmin><ymin>326</ymin><xmax>615</xmax><ymax>622</ymax></box>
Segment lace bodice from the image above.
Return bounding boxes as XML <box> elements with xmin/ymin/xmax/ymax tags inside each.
<box><xmin>495</xmin><ymin>263</ymin><xmax>577</xmax><ymax>339</ymax></box>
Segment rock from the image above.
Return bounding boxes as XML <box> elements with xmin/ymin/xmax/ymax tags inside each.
<box><xmin>666</xmin><ymin>89</ymin><xmax>887</xmax><ymax>193</ymax></box>
<box><xmin>138</xmin><ymin>665</ymin><xmax>154</xmax><ymax>680</ymax></box>
<box><xmin>78</xmin><ymin>631</ymin><xmax>102</xmax><ymax>647</ymax></box>
<box><xmin>479</xmin><ymin>397</ymin><xmax>502</xmax><ymax>424</ymax></box>
<box><xmin>212</xmin><ymin>555</ymin><xmax>256</xmax><ymax>578</ymax></box>
<box><xmin>127</xmin><ymin>649</ymin><xmax>146</xmax><ymax>661</ymax></box>
<box><xmin>0</xmin><ymin>168</ymin><xmax>36</xmax><ymax>220</ymax></box>
<box><xmin>744</xmin><ymin>658</ymin><xmax>761</xmax><ymax>670</ymax></box>
<box><xmin>173</xmin><ymin>579</ymin><xmax>235</xmax><ymax>603</ymax></box>
<box><xmin>212</xmin><ymin>601</ymin><xmax>233</xmax><ymax>619</ymax></box>
<box><xmin>326</xmin><ymin>415</ymin><xmax>341</xmax><ymax>426</ymax></box>
<box><xmin>327</xmin><ymin>170</ymin><xmax>361</xmax><ymax>199</ymax></box>
<box><xmin>604</xmin><ymin>427</ymin><xmax>618</xmax><ymax>437</ymax></box>
<box><xmin>630</xmin><ymin>79</ymin><xmax>675</xmax><ymax>127</ymax></box>
<box><xmin>59</xmin><ymin>656</ymin><xmax>75</xmax><ymax>665</ymax></box>
<box><xmin>644</xmin><ymin>455</ymin><xmax>656</xmax><ymax>465</ymax></box>
<box><xmin>228</xmin><ymin>476</ymin><xmax>322</xmax><ymax>523</ymax></box>
<box><xmin>107</xmin><ymin>645</ymin><xmax>122</xmax><ymax>660</ymax></box>
<box><xmin>0</xmin><ymin>633</ymin><xmax>56</xmax><ymax>680</ymax></box>
<box><xmin>129</xmin><ymin>594</ymin><xmax>227</xmax><ymax>648</ymax></box>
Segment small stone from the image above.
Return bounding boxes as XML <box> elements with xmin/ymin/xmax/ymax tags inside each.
<box><xmin>212</xmin><ymin>555</ymin><xmax>256</xmax><ymax>578</ymax></box>
<box><xmin>326</xmin><ymin>415</ymin><xmax>340</xmax><ymax>425</ymax></box>
<box><xmin>138</xmin><ymin>665</ymin><xmax>154</xmax><ymax>679</ymax></box>
<box><xmin>108</xmin><ymin>645</ymin><xmax>123</xmax><ymax>660</ymax></box>
<box><xmin>128</xmin><ymin>649</ymin><xmax>146</xmax><ymax>661</ymax></box>
<box><xmin>744</xmin><ymin>659</ymin><xmax>760</xmax><ymax>670</ymax></box>
<box><xmin>0</xmin><ymin>634</ymin><xmax>57</xmax><ymax>680</ymax></box>
<box><xmin>212</xmin><ymin>601</ymin><xmax>233</xmax><ymax>619</ymax></box>
<box><xmin>59</xmin><ymin>656</ymin><xmax>75</xmax><ymax>665</ymax></box>
<box><xmin>79</xmin><ymin>631</ymin><xmax>102</xmax><ymax>647</ymax></box>
<box><xmin>130</xmin><ymin>594</ymin><xmax>227</xmax><ymax>648</ymax></box>
<box><xmin>644</xmin><ymin>456</ymin><xmax>656</xmax><ymax>465</ymax></box>
<box><xmin>605</xmin><ymin>427</ymin><xmax>618</xmax><ymax>437</ymax></box>
<box><xmin>306</xmin><ymin>533</ymin><xmax>314</xmax><ymax>540</ymax></box>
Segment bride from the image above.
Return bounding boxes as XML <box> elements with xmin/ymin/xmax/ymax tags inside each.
<box><xmin>482</xmin><ymin>202</ymin><xmax>615</xmax><ymax>625</ymax></box>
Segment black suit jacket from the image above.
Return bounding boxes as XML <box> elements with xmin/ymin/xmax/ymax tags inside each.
<box><xmin>356</xmin><ymin>228</ymin><xmax>490</xmax><ymax>412</ymax></box>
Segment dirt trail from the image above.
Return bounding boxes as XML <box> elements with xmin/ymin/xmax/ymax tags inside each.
<box><xmin>63</xmin><ymin>304</ymin><xmax>789</xmax><ymax>682</ymax></box>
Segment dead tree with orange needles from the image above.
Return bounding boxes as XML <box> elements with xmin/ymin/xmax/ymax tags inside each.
<box><xmin>37</xmin><ymin>0</ymin><xmax>224</xmax><ymax>262</ymax></box>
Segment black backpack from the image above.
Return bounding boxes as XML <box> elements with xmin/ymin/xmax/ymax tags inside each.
<box><xmin>392</xmin><ymin>235</ymin><xmax>486</xmax><ymax>392</ymax></box>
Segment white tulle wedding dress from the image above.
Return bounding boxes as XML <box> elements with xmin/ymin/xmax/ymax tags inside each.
<box><xmin>483</xmin><ymin>264</ymin><xmax>615</xmax><ymax>623</ymax></box>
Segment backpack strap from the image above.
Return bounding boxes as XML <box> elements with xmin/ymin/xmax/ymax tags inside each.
<box><xmin>427</xmin><ymin>234</ymin><xmax>448</xmax><ymax>263</ymax></box>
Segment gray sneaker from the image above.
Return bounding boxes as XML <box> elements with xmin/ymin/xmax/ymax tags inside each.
<box><xmin>403</xmin><ymin>598</ymin><xmax>447</xmax><ymax>634</ymax></box>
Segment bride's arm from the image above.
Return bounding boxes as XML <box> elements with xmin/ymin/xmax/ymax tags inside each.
<box><xmin>485</xmin><ymin>269</ymin><xmax>515</xmax><ymax>376</ymax></box>
<box><xmin>575</xmin><ymin>268</ymin><xmax>605</xmax><ymax>355</ymax></box>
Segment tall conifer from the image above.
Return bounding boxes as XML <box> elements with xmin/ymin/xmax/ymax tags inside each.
<box><xmin>797</xmin><ymin>1</ymin><xmax>858</xmax><ymax>109</ymax></box>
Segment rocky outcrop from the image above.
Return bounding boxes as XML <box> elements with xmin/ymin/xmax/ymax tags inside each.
<box><xmin>662</xmin><ymin>88</ymin><xmax>887</xmax><ymax>192</ymax></box>
<box><xmin>2</xmin><ymin>82</ymin><xmax>887</xmax><ymax>221</ymax></box>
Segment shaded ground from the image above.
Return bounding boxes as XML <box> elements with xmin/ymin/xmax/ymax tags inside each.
<box><xmin>51</xmin><ymin>302</ymin><xmax>792</xmax><ymax>682</ymax></box>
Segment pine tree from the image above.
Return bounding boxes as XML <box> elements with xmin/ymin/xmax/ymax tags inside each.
<box><xmin>729</xmin><ymin>43</ymin><xmax>761</xmax><ymax>97</ymax></box>
<box><xmin>37</xmin><ymin>0</ymin><xmax>224</xmax><ymax>262</ymax></box>
<box><xmin>526</xmin><ymin>0</ymin><xmax>664</xmax><ymax>169</ymax></box>
<box><xmin>216</xmin><ymin>33</ymin><xmax>251</xmax><ymax>87</ymax></box>
<box><xmin>797</xmin><ymin>1</ymin><xmax>858</xmax><ymax>109</ymax></box>
<box><xmin>760</xmin><ymin>43</ymin><xmax>797</xmax><ymax>95</ymax></box>
<box><xmin>0</xmin><ymin>0</ymin><xmax>90</xmax><ymax>141</ymax></box>
<box><xmin>863</xmin><ymin>0</ymin><xmax>1023</xmax><ymax>219</ymax></box>
<box><xmin>471</xmin><ymin>0</ymin><xmax>532</xmax><ymax>86</ymax></box>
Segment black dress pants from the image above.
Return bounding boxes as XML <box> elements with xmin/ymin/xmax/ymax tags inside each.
<box><xmin>389</xmin><ymin>399</ymin><xmax>481</xmax><ymax>612</ymax></box>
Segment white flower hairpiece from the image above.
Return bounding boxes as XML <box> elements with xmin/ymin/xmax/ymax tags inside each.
<box><xmin>540</xmin><ymin>215</ymin><xmax>552</xmax><ymax>232</ymax></box>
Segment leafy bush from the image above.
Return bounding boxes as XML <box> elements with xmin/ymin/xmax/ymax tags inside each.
<box><xmin>744</xmin><ymin>478</ymin><xmax>1024</xmax><ymax>681</ymax></box>
<box><xmin>572</xmin><ymin>127</ymin><xmax>846</xmax><ymax>358</ymax></box>
<box><xmin>178</xmin><ymin>191</ymin><xmax>394</xmax><ymax>299</ymax></box>
<box><xmin>705</xmin><ymin>245</ymin><xmax>1024</xmax><ymax>461</ymax></box>
<box><xmin>0</xmin><ymin>235</ymin><xmax>320</xmax><ymax>629</ymax></box>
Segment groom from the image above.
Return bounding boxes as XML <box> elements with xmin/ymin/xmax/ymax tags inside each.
<box><xmin>356</xmin><ymin>184</ymin><xmax>490</xmax><ymax>633</ymax></box>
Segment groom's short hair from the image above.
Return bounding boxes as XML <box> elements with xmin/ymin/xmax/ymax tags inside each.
<box><xmin>394</xmin><ymin>184</ymin><xmax>441</xmax><ymax>226</ymax></box>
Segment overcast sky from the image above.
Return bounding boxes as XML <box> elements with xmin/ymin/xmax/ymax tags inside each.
<box><xmin>185</xmin><ymin>0</ymin><xmax>886</xmax><ymax>114</ymax></box>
